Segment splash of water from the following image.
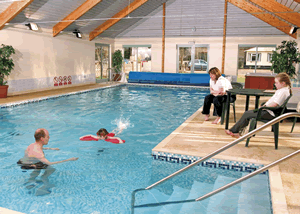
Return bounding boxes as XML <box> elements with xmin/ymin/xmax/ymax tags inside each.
<box><xmin>112</xmin><ymin>117</ymin><xmax>131</xmax><ymax>134</ymax></box>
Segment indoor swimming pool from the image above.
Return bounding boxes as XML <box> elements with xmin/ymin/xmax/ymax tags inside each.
<box><xmin>0</xmin><ymin>85</ymin><xmax>272</xmax><ymax>214</ymax></box>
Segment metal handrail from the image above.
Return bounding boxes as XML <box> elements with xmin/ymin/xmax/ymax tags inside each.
<box><xmin>146</xmin><ymin>112</ymin><xmax>300</xmax><ymax>189</ymax></box>
<box><xmin>131</xmin><ymin>112</ymin><xmax>300</xmax><ymax>213</ymax></box>
<box><xmin>195</xmin><ymin>149</ymin><xmax>299</xmax><ymax>201</ymax></box>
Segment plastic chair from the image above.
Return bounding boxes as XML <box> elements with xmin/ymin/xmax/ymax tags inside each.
<box><xmin>221</xmin><ymin>82</ymin><xmax>243</xmax><ymax>123</ymax></box>
<box><xmin>290</xmin><ymin>101</ymin><xmax>300</xmax><ymax>133</ymax></box>
<box><xmin>245</xmin><ymin>94</ymin><xmax>293</xmax><ymax>150</ymax></box>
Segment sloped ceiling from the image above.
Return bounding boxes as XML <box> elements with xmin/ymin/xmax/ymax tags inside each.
<box><xmin>0</xmin><ymin>0</ymin><xmax>299</xmax><ymax>40</ymax></box>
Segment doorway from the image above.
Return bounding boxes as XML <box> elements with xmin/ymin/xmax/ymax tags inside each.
<box><xmin>123</xmin><ymin>45</ymin><xmax>152</xmax><ymax>74</ymax></box>
<box><xmin>177</xmin><ymin>44</ymin><xmax>209</xmax><ymax>73</ymax></box>
<box><xmin>95</xmin><ymin>43</ymin><xmax>110</xmax><ymax>81</ymax></box>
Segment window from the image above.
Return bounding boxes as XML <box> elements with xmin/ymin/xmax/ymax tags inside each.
<box><xmin>95</xmin><ymin>43</ymin><xmax>110</xmax><ymax>80</ymax></box>
<box><xmin>248</xmin><ymin>53</ymin><xmax>261</xmax><ymax>62</ymax></box>
<box><xmin>123</xmin><ymin>45</ymin><xmax>151</xmax><ymax>73</ymax></box>
<box><xmin>177</xmin><ymin>44</ymin><xmax>208</xmax><ymax>73</ymax></box>
<box><xmin>267</xmin><ymin>53</ymin><xmax>272</xmax><ymax>62</ymax></box>
<box><xmin>237</xmin><ymin>45</ymin><xmax>276</xmax><ymax>83</ymax></box>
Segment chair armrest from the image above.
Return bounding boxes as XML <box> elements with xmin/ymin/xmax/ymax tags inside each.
<box><xmin>253</xmin><ymin>106</ymin><xmax>279</xmax><ymax>113</ymax></box>
<box><xmin>254</xmin><ymin>106</ymin><xmax>280</xmax><ymax>120</ymax></box>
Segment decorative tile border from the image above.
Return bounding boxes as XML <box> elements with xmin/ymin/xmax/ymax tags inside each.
<box><xmin>152</xmin><ymin>151</ymin><xmax>267</xmax><ymax>174</ymax></box>
<box><xmin>0</xmin><ymin>84</ymin><xmax>124</xmax><ymax>109</ymax></box>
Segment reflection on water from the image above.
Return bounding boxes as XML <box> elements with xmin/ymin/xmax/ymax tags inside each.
<box><xmin>0</xmin><ymin>85</ymin><xmax>209</xmax><ymax>213</ymax></box>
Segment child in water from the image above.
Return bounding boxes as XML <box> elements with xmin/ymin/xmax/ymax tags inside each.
<box><xmin>80</xmin><ymin>128</ymin><xmax>125</xmax><ymax>144</ymax></box>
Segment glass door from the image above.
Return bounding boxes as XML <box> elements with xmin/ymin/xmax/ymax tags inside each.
<box><xmin>178</xmin><ymin>46</ymin><xmax>192</xmax><ymax>73</ymax></box>
<box><xmin>177</xmin><ymin>44</ymin><xmax>208</xmax><ymax>73</ymax></box>
<box><xmin>138</xmin><ymin>47</ymin><xmax>151</xmax><ymax>72</ymax></box>
<box><xmin>194</xmin><ymin>46</ymin><xmax>208</xmax><ymax>73</ymax></box>
<box><xmin>123</xmin><ymin>45</ymin><xmax>152</xmax><ymax>73</ymax></box>
<box><xmin>95</xmin><ymin>44</ymin><xmax>110</xmax><ymax>80</ymax></box>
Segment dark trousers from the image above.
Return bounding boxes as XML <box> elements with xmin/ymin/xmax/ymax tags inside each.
<box><xmin>202</xmin><ymin>94</ymin><xmax>236</xmax><ymax>117</ymax></box>
<box><xmin>229</xmin><ymin>110</ymin><xmax>275</xmax><ymax>133</ymax></box>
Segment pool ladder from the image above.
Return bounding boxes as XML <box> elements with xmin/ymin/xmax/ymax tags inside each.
<box><xmin>131</xmin><ymin>112</ymin><xmax>300</xmax><ymax>213</ymax></box>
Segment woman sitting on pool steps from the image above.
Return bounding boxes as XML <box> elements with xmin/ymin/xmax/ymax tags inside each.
<box><xmin>80</xmin><ymin>128</ymin><xmax>125</xmax><ymax>144</ymax></box>
<box><xmin>225</xmin><ymin>73</ymin><xmax>292</xmax><ymax>138</ymax></box>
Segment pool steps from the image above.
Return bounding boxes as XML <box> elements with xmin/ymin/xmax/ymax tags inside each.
<box><xmin>137</xmin><ymin>189</ymin><xmax>169</xmax><ymax>213</ymax></box>
<box><xmin>157</xmin><ymin>185</ymin><xmax>189</xmax><ymax>214</ymax></box>
<box><xmin>237</xmin><ymin>173</ymin><xmax>272</xmax><ymax>214</ymax></box>
<box><xmin>206</xmin><ymin>176</ymin><xmax>240</xmax><ymax>214</ymax></box>
<box><xmin>179</xmin><ymin>181</ymin><xmax>212</xmax><ymax>214</ymax></box>
<box><xmin>135</xmin><ymin>174</ymin><xmax>271</xmax><ymax>214</ymax></box>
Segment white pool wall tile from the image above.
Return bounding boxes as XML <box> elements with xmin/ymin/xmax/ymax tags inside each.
<box><xmin>7</xmin><ymin>74</ymin><xmax>96</xmax><ymax>93</ymax></box>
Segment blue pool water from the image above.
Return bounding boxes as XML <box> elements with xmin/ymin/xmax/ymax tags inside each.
<box><xmin>0</xmin><ymin>85</ymin><xmax>272</xmax><ymax>214</ymax></box>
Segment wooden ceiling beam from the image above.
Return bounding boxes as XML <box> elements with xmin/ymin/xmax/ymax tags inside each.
<box><xmin>0</xmin><ymin>0</ymin><xmax>34</xmax><ymax>30</ymax></box>
<box><xmin>89</xmin><ymin>0</ymin><xmax>149</xmax><ymax>41</ymax></box>
<box><xmin>249</xmin><ymin>0</ymin><xmax>300</xmax><ymax>27</ymax></box>
<box><xmin>53</xmin><ymin>0</ymin><xmax>103</xmax><ymax>37</ymax></box>
<box><xmin>293</xmin><ymin>0</ymin><xmax>300</xmax><ymax>3</ymax></box>
<box><xmin>228</xmin><ymin>0</ymin><xmax>297</xmax><ymax>39</ymax></box>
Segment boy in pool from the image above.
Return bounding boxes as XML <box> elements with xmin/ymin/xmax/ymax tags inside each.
<box><xmin>80</xmin><ymin>128</ymin><xmax>125</xmax><ymax>144</ymax></box>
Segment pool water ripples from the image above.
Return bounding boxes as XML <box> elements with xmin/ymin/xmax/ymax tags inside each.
<box><xmin>0</xmin><ymin>85</ymin><xmax>214</xmax><ymax>213</ymax></box>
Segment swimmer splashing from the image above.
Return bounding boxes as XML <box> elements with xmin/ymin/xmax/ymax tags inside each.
<box><xmin>80</xmin><ymin>118</ymin><xmax>129</xmax><ymax>143</ymax></box>
<box><xmin>112</xmin><ymin>118</ymin><xmax>130</xmax><ymax>135</ymax></box>
<box><xmin>80</xmin><ymin>128</ymin><xmax>125</xmax><ymax>144</ymax></box>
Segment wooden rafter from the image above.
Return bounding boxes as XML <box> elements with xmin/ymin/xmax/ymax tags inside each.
<box><xmin>228</xmin><ymin>0</ymin><xmax>297</xmax><ymax>39</ymax></box>
<box><xmin>89</xmin><ymin>0</ymin><xmax>149</xmax><ymax>41</ymax></box>
<box><xmin>294</xmin><ymin>0</ymin><xmax>300</xmax><ymax>3</ymax></box>
<box><xmin>0</xmin><ymin>0</ymin><xmax>34</xmax><ymax>30</ymax></box>
<box><xmin>53</xmin><ymin>0</ymin><xmax>103</xmax><ymax>37</ymax></box>
<box><xmin>249</xmin><ymin>0</ymin><xmax>300</xmax><ymax>27</ymax></box>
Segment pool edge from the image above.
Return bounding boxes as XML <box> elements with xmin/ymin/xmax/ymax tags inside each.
<box><xmin>152</xmin><ymin>104</ymin><xmax>289</xmax><ymax>214</ymax></box>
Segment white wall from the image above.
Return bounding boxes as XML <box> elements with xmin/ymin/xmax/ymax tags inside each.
<box><xmin>1</xmin><ymin>25</ymin><xmax>295</xmax><ymax>95</ymax></box>
<box><xmin>0</xmin><ymin>28</ymin><xmax>113</xmax><ymax>95</ymax></box>
<box><xmin>115</xmin><ymin>35</ymin><xmax>292</xmax><ymax>76</ymax></box>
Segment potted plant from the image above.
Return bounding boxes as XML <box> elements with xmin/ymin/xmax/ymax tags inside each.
<box><xmin>0</xmin><ymin>44</ymin><xmax>15</xmax><ymax>98</ymax></box>
<box><xmin>270</xmin><ymin>40</ymin><xmax>300</xmax><ymax>79</ymax></box>
<box><xmin>112</xmin><ymin>50</ymin><xmax>123</xmax><ymax>81</ymax></box>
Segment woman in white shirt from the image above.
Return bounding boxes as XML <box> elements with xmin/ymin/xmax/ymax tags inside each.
<box><xmin>202</xmin><ymin>67</ymin><xmax>235</xmax><ymax>124</ymax></box>
<box><xmin>225</xmin><ymin>73</ymin><xmax>292</xmax><ymax>138</ymax></box>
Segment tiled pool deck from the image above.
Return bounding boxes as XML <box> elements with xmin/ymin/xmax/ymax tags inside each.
<box><xmin>0</xmin><ymin>82</ymin><xmax>299</xmax><ymax>214</ymax></box>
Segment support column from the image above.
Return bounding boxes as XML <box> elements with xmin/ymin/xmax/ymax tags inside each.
<box><xmin>162</xmin><ymin>2</ymin><xmax>166</xmax><ymax>73</ymax></box>
<box><xmin>221</xmin><ymin>0</ymin><xmax>228</xmax><ymax>74</ymax></box>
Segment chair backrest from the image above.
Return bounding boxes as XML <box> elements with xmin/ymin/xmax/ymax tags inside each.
<box><xmin>231</xmin><ymin>82</ymin><xmax>243</xmax><ymax>89</ymax></box>
<box><xmin>276</xmin><ymin>93</ymin><xmax>293</xmax><ymax>116</ymax></box>
<box><xmin>258</xmin><ymin>93</ymin><xmax>293</xmax><ymax>123</ymax></box>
